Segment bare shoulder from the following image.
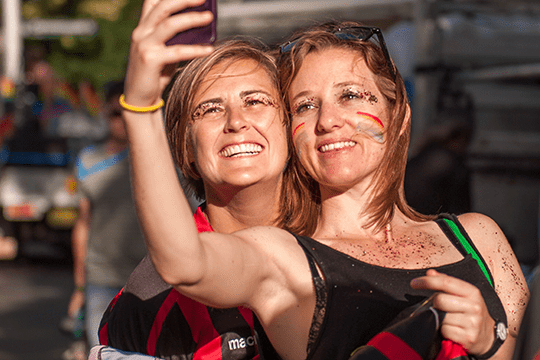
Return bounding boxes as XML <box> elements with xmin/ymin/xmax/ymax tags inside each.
<box><xmin>232</xmin><ymin>226</ymin><xmax>309</xmax><ymax>276</ymax></box>
<box><xmin>233</xmin><ymin>226</ymin><xmax>299</xmax><ymax>250</ymax></box>
<box><xmin>456</xmin><ymin>212</ymin><xmax>507</xmax><ymax>250</ymax></box>
<box><xmin>455</xmin><ymin>212</ymin><xmax>515</xmax><ymax>272</ymax></box>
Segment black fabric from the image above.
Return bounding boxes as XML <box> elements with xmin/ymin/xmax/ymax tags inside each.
<box><xmin>350</xmin><ymin>302</ymin><xmax>444</xmax><ymax>360</ymax></box>
<box><xmin>254</xmin><ymin>216</ymin><xmax>505</xmax><ymax>360</ymax></box>
<box><xmin>435</xmin><ymin>213</ymin><xmax>495</xmax><ymax>287</ymax></box>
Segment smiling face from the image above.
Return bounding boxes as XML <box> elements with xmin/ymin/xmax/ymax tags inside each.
<box><xmin>188</xmin><ymin>58</ymin><xmax>288</xmax><ymax>193</ymax></box>
<box><xmin>289</xmin><ymin>47</ymin><xmax>389</xmax><ymax>191</ymax></box>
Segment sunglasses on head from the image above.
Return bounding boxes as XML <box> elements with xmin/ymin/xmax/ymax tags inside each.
<box><xmin>279</xmin><ymin>26</ymin><xmax>396</xmax><ymax>81</ymax></box>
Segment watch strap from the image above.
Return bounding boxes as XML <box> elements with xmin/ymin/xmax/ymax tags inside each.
<box><xmin>471</xmin><ymin>320</ymin><xmax>507</xmax><ymax>359</ymax></box>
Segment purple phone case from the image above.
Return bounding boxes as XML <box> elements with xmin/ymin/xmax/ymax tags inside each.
<box><xmin>166</xmin><ymin>0</ymin><xmax>217</xmax><ymax>46</ymax></box>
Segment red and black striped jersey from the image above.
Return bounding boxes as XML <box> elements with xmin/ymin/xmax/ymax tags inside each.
<box><xmin>99</xmin><ymin>207</ymin><xmax>259</xmax><ymax>360</ymax></box>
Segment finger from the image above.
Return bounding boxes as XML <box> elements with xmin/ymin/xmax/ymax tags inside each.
<box><xmin>142</xmin><ymin>0</ymin><xmax>207</xmax><ymax>29</ymax></box>
<box><xmin>430</xmin><ymin>292</ymin><xmax>480</xmax><ymax>314</ymax></box>
<box><xmin>410</xmin><ymin>271</ymin><xmax>480</xmax><ymax>297</ymax></box>
<box><xmin>140</xmin><ymin>0</ymin><xmax>160</xmax><ymax>20</ymax></box>
<box><xmin>161</xmin><ymin>44</ymin><xmax>214</xmax><ymax>63</ymax></box>
<box><xmin>439</xmin><ymin>319</ymin><xmax>494</xmax><ymax>355</ymax></box>
<box><xmin>439</xmin><ymin>322</ymin><xmax>475</xmax><ymax>351</ymax></box>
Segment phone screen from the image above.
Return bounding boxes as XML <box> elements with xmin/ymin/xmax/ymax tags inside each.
<box><xmin>166</xmin><ymin>0</ymin><xmax>217</xmax><ymax>46</ymax></box>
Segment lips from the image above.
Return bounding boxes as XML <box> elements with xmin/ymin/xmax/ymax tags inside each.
<box><xmin>219</xmin><ymin>143</ymin><xmax>263</xmax><ymax>158</ymax></box>
<box><xmin>318</xmin><ymin>141</ymin><xmax>356</xmax><ymax>153</ymax></box>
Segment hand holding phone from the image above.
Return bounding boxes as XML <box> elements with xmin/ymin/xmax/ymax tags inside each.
<box><xmin>166</xmin><ymin>0</ymin><xmax>217</xmax><ymax>46</ymax></box>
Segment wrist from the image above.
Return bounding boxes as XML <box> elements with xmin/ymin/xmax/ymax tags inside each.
<box><xmin>119</xmin><ymin>94</ymin><xmax>164</xmax><ymax>113</ymax></box>
<box><xmin>74</xmin><ymin>284</ymin><xmax>85</xmax><ymax>292</ymax></box>
<box><xmin>471</xmin><ymin>320</ymin><xmax>507</xmax><ymax>360</ymax></box>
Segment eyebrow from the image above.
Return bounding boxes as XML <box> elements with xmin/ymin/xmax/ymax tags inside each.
<box><xmin>192</xmin><ymin>97</ymin><xmax>223</xmax><ymax>113</ymax></box>
<box><xmin>195</xmin><ymin>89</ymin><xmax>274</xmax><ymax>107</ymax></box>
<box><xmin>291</xmin><ymin>81</ymin><xmax>374</xmax><ymax>102</ymax></box>
<box><xmin>239</xmin><ymin>89</ymin><xmax>274</xmax><ymax>98</ymax></box>
<box><xmin>290</xmin><ymin>90</ymin><xmax>311</xmax><ymax>104</ymax></box>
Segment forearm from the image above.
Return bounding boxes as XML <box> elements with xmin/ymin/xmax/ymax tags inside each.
<box><xmin>122</xmin><ymin>110</ymin><xmax>203</xmax><ymax>286</ymax></box>
<box><xmin>71</xmin><ymin>220</ymin><xmax>88</xmax><ymax>287</ymax></box>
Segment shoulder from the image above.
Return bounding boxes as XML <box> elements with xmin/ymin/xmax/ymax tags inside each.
<box><xmin>233</xmin><ymin>226</ymin><xmax>300</xmax><ymax>254</ymax></box>
<box><xmin>456</xmin><ymin>212</ymin><xmax>506</xmax><ymax>248</ymax></box>
<box><xmin>455</xmin><ymin>212</ymin><xmax>511</xmax><ymax>266</ymax></box>
<box><xmin>76</xmin><ymin>144</ymin><xmax>103</xmax><ymax>166</ymax></box>
<box><xmin>231</xmin><ymin>226</ymin><xmax>311</xmax><ymax>286</ymax></box>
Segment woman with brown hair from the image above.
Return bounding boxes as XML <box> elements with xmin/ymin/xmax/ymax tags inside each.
<box><xmin>117</xmin><ymin>0</ymin><xmax>528</xmax><ymax>358</ymax></box>
<box><xmin>96</xmin><ymin>38</ymin><xmax>312</xmax><ymax>360</ymax></box>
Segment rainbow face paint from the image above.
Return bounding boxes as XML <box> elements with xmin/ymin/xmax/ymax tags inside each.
<box><xmin>292</xmin><ymin>122</ymin><xmax>305</xmax><ymax>140</ymax></box>
<box><xmin>355</xmin><ymin>111</ymin><xmax>384</xmax><ymax>143</ymax></box>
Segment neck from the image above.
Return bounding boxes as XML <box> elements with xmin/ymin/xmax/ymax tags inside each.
<box><xmin>314</xmin><ymin>182</ymin><xmax>379</xmax><ymax>239</ymax></box>
<box><xmin>204</xmin><ymin>178</ymin><xmax>283</xmax><ymax>234</ymax></box>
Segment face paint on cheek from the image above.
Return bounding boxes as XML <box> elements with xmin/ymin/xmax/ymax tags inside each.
<box><xmin>294</xmin><ymin>130</ymin><xmax>309</xmax><ymax>158</ymax></box>
<box><xmin>355</xmin><ymin>112</ymin><xmax>384</xmax><ymax>143</ymax></box>
<box><xmin>292</xmin><ymin>122</ymin><xmax>305</xmax><ymax>141</ymax></box>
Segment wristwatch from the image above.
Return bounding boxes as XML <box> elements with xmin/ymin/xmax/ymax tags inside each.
<box><xmin>472</xmin><ymin>320</ymin><xmax>507</xmax><ymax>360</ymax></box>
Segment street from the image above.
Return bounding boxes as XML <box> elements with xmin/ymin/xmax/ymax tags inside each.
<box><xmin>0</xmin><ymin>259</ymin><xmax>74</xmax><ymax>360</ymax></box>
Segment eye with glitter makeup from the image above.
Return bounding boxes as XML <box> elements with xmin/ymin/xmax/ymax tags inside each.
<box><xmin>291</xmin><ymin>97</ymin><xmax>318</xmax><ymax>116</ymax></box>
<box><xmin>243</xmin><ymin>93</ymin><xmax>278</xmax><ymax>108</ymax></box>
<box><xmin>191</xmin><ymin>102</ymin><xmax>224</xmax><ymax>121</ymax></box>
<box><xmin>339</xmin><ymin>87</ymin><xmax>378</xmax><ymax>105</ymax></box>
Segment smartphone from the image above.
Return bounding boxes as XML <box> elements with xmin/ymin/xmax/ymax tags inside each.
<box><xmin>166</xmin><ymin>0</ymin><xmax>217</xmax><ymax>46</ymax></box>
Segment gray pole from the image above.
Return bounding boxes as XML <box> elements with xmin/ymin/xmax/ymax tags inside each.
<box><xmin>2</xmin><ymin>0</ymin><xmax>23</xmax><ymax>83</ymax></box>
<box><xmin>2</xmin><ymin>0</ymin><xmax>24</xmax><ymax>126</ymax></box>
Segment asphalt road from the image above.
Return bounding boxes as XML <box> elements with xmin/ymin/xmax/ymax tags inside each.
<box><xmin>0</xmin><ymin>259</ymin><xmax>74</xmax><ymax>360</ymax></box>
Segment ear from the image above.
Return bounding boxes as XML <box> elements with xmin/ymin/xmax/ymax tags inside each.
<box><xmin>399</xmin><ymin>103</ymin><xmax>411</xmax><ymax>137</ymax></box>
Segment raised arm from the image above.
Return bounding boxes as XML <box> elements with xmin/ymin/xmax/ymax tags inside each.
<box><xmin>121</xmin><ymin>0</ymin><xmax>260</xmax><ymax>307</ymax></box>
<box><xmin>120</xmin><ymin>0</ymin><xmax>308</xmax><ymax>312</ymax></box>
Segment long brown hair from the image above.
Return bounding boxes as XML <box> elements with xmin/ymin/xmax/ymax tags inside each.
<box><xmin>278</xmin><ymin>21</ymin><xmax>433</xmax><ymax>233</ymax></box>
<box><xmin>165</xmin><ymin>38</ymin><xmax>317</xmax><ymax>234</ymax></box>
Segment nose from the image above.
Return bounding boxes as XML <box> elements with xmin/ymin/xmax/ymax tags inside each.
<box><xmin>316</xmin><ymin>103</ymin><xmax>344</xmax><ymax>133</ymax></box>
<box><xmin>224</xmin><ymin>107</ymin><xmax>250</xmax><ymax>133</ymax></box>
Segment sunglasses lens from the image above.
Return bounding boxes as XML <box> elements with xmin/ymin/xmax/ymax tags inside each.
<box><xmin>336</xmin><ymin>27</ymin><xmax>374</xmax><ymax>41</ymax></box>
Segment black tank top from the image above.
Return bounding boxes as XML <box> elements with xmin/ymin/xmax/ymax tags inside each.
<box><xmin>254</xmin><ymin>214</ymin><xmax>506</xmax><ymax>360</ymax></box>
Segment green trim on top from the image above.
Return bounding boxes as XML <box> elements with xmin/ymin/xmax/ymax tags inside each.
<box><xmin>443</xmin><ymin>218</ymin><xmax>493</xmax><ymax>287</ymax></box>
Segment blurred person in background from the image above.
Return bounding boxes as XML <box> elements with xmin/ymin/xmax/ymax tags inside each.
<box><xmin>61</xmin><ymin>80</ymin><xmax>147</xmax><ymax>360</ymax></box>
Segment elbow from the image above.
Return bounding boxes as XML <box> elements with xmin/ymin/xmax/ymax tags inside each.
<box><xmin>151</xmin><ymin>257</ymin><xmax>205</xmax><ymax>288</ymax></box>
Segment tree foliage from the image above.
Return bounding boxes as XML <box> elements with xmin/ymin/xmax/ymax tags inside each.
<box><xmin>23</xmin><ymin>0</ymin><xmax>143</xmax><ymax>91</ymax></box>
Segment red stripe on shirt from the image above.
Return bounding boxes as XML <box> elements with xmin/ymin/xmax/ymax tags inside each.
<box><xmin>367</xmin><ymin>332</ymin><xmax>422</xmax><ymax>360</ymax></box>
<box><xmin>147</xmin><ymin>206</ymin><xmax>221</xmax><ymax>358</ymax></box>
<box><xmin>147</xmin><ymin>289</ymin><xmax>182</xmax><ymax>355</ymax></box>
<box><xmin>98</xmin><ymin>288</ymin><xmax>124</xmax><ymax>345</ymax></box>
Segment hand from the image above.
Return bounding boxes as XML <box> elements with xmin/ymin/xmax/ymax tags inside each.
<box><xmin>67</xmin><ymin>287</ymin><xmax>85</xmax><ymax>317</ymax></box>
<box><xmin>124</xmin><ymin>0</ymin><xmax>214</xmax><ymax>107</ymax></box>
<box><xmin>410</xmin><ymin>269</ymin><xmax>495</xmax><ymax>356</ymax></box>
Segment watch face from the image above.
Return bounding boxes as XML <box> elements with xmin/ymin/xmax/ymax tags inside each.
<box><xmin>496</xmin><ymin>322</ymin><xmax>507</xmax><ymax>341</ymax></box>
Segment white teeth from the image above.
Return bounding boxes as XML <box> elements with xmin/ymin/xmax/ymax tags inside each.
<box><xmin>219</xmin><ymin>143</ymin><xmax>263</xmax><ymax>158</ymax></box>
<box><xmin>319</xmin><ymin>141</ymin><xmax>356</xmax><ymax>153</ymax></box>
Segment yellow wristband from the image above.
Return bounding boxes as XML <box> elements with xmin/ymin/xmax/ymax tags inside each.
<box><xmin>119</xmin><ymin>94</ymin><xmax>165</xmax><ymax>113</ymax></box>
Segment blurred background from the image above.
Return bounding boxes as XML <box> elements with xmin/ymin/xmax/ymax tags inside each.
<box><xmin>0</xmin><ymin>0</ymin><xmax>539</xmax><ymax>359</ymax></box>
